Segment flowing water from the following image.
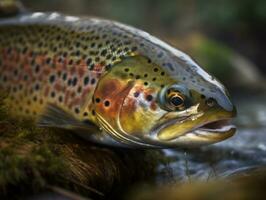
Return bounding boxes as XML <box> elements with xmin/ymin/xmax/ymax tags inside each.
<box><xmin>157</xmin><ymin>92</ymin><xmax>266</xmax><ymax>183</ymax></box>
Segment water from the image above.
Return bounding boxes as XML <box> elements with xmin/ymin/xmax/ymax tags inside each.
<box><xmin>157</xmin><ymin>93</ymin><xmax>266</xmax><ymax>183</ymax></box>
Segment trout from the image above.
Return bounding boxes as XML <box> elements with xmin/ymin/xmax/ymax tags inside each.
<box><xmin>0</xmin><ymin>1</ymin><xmax>236</xmax><ymax>147</ymax></box>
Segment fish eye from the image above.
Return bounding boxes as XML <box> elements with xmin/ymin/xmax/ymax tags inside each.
<box><xmin>167</xmin><ymin>90</ymin><xmax>185</xmax><ymax>110</ymax></box>
<box><xmin>158</xmin><ymin>85</ymin><xmax>190</xmax><ymax>112</ymax></box>
<box><xmin>169</xmin><ymin>95</ymin><xmax>184</xmax><ymax>108</ymax></box>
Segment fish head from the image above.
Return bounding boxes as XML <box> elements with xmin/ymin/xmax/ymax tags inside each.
<box><xmin>93</xmin><ymin>55</ymin><xmax>236</xmax><ymax>148</ymax></box>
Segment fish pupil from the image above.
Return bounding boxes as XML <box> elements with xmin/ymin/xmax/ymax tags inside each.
<box><xmin>170</xmin><ymin>96</ymin><xmax>183</xmax><ymax>107</ymax></box>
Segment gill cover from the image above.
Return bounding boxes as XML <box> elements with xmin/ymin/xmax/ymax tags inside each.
<box><xmin>92</xmin><ymin>55</ymin><xmax>178</xmax><ymax>147</ymax></box>
<box><xmin>93</xmin><ymin>67</ymin><xmax>135</xmax><ymax>143</ymax></box>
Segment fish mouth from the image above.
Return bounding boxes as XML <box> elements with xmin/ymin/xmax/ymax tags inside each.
<box><xmin>189</xmin><ymin>119</ymin><xmax>236</xmax><ymax>142</ymax></box>
<box><xmin>151</xmin><ymin>116</ymin><xmax>236</xmax><ymax>147</ymax></box>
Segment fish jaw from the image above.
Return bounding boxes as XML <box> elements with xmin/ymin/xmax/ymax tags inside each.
<box><xmin>149</xmin><ymin>106</ymin><xmax>237</xmax><ymax>147</ymax></box>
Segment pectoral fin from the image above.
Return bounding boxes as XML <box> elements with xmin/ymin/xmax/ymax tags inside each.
<box><xmin>37</xmin><ymin>104</ymin><xmax>98</xmax><ymax>132</ymax></box>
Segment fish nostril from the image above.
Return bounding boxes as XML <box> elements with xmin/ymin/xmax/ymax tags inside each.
<box><xmin>206</xmin><ymin>98</ymin><xmax>216</xmax><ymax>107</ymax></box>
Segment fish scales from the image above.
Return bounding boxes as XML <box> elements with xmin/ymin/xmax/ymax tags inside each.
<box><xmin>0</xmin><ymin>13</ymin><xmax>143</xmax><ymax>122</ymax></box>
<box><xmin>0</xmin><ymin>13</ymin><xmax>195</xmax><ymax>125</ymax></box>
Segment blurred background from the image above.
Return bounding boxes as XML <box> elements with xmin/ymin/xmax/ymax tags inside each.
<box><xmin>23</xmin><ymin>0</ymin><xmax>266</xmax><ymax>91</ymax></box>
<box><xmin>15</xmin><ymin>1</ymin><xmax>266</xmax><ymax>199</ymax></box>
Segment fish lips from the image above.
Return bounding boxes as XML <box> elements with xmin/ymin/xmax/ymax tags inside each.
<box><xmin>150</xmin><ymin>116</ymin><xmax>236</xmax><ymax>147</ymax></box>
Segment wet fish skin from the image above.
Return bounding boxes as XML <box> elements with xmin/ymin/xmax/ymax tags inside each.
<box><xmin>0</xmin><ymin>12</ymin><xmax>236</xmax><ymax>148</ymax></box>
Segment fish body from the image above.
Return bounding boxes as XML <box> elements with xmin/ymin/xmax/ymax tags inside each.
<box><xmin>0</xmin><ymin>10</ymin><xmax>236</xmax><ymax>147</ymax></box>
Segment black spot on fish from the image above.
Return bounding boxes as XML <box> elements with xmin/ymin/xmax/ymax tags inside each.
<box><xmin>68</xmin><ymin>59</ymin><xmax>73</xmax><ymax>65</ymax></box>
<box><xmin>89</xmin><ymin>64</ymin><xmax>95</xmax><ymax>71</ymax></box>
<box><xmin>75</xmin><ymin>108</ymin><xmax>80</xmax><ymax>114</ymax></box>
<box><xmin>131</xmin><ymin>46</ymin><xmax>138</xmax><ymax>51</ymax></box>
<box><xmin>86</xmin><ymin>58</ymin><xmax>92</xmax><ymax>65</ymax></box>
<box><xmin>33</xmin><ymin>96</ymin><xmax>37</xmax><ymax>102</ymax></box>
<box><xmin>104</xmin><ymin>100</ymin><xmax>110</xmax><ymax>107</ymax></box>
<box><xmin>67</xmin><ymin>79</ymin><xmax>72</xmax><ymax>86</ymax></box>
<box><xmin>95</xmin><ymin>57</ymin><xmax>100</xmax><ymax>62</ymax></box>
<box><xmin>13</xmin><ymin>69</ymin><xmax>18</xmax><ymax>76</ymax></box>
<box><xmin>46</xmin><ymin>57</ymin><xmax>52</xmax><ymax>65</ymax></box>
<box><xmin>146</xmin><ymin>95</ymin><xmax>153</xmax><ymax>102</ymax></box>
<box><xmin>35</xmin><ymin>64</ymin><xmax>40</xmax><ymax>73</ymax></box>
<box><xmin>100</xmin><ymin>49</ymin><xmax>107</xmax><ymax>56</ymax></box>
<box><xmin>84</xmin><ymin>76</ymin><xmax>90</xmax><ymax>85</ymax></box>
<box><xmin>63</xmin><ymin>52</ymin><xmax>68</xmax><ymax>57</ymax></box>
<box><xmin>95</xmin><ymin>98</ymin><xmax>101</xmax><ymax>103</ymax></box>
<box><xmin>106</xmin><ymin>54</ymin><xmax>112</xmax><ymax>59</ymax></box>
<box><xmin>51</xmin><ymin>91</ymin><xmax>56</xmax><ymax>98</ymax></box>
<box><xmin>62</xmin><ymin>73</ymin><xmax>67</xmax><ymax>81</ymax></box>
<box><xmin>83</xmin><ymin>112</ymin><xmax>88</xmax><ymax>116</ymax></box>
<box><xmin>75</xmin><ymin>42</ymin><xmax>80</xmax><ymax>48</ymax></box>
<box><xmin>58</xmin><ymin>96</ymin><xmax>63</xmax><ymax>102</ymax></box>
<box><xmin>111</xmin><ymin>56</ymin><xmax>117</xmax><ymax>61</ymax></box>
<box><xmin>91</xmin><ymin>78</ymin><xmax>96</xmax><ymax>85</ymax></box>
<box><xmin>72</xmin><ymin>77</ymin><xmax>78</xmax><ymax>86</ymax></box>
<box><xmin>75</xmin><ymin>50</ymin><xmax>80</xmax><ymax>56</ymax></box>
<box><xmin>35</xmin><ymin>84</ymin><xmax>40</xmax><ymax>91</ymax></box>
<box><xmin>165</xmin><ymin>63</ymin><xmax>174</xmax><ymax>71</ymax></box>
<box><xmin>49</xmin><ymin>75</ymin><xmax>56</xmax><ymax>83</ymax></box>
<box><xmin>76</xmin><ymin>60</ymin><xmax>81</xmax><ymax>65</ymax></box>
<box><xmin>134</xmin><ymin>92</ymin><xmax>140</xmax><ymax>98</ymax></box>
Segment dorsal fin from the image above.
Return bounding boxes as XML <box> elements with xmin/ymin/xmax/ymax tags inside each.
<box><xmin>0</xmin><ymin>0</ymin><xmax>25</xmax><ymax>18</ymax></box>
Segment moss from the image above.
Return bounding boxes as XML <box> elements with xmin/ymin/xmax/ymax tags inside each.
<box><xmin>0</xmin><ymin>94</ymin><xmax>163</xmax><ymax>199</ymax></box>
